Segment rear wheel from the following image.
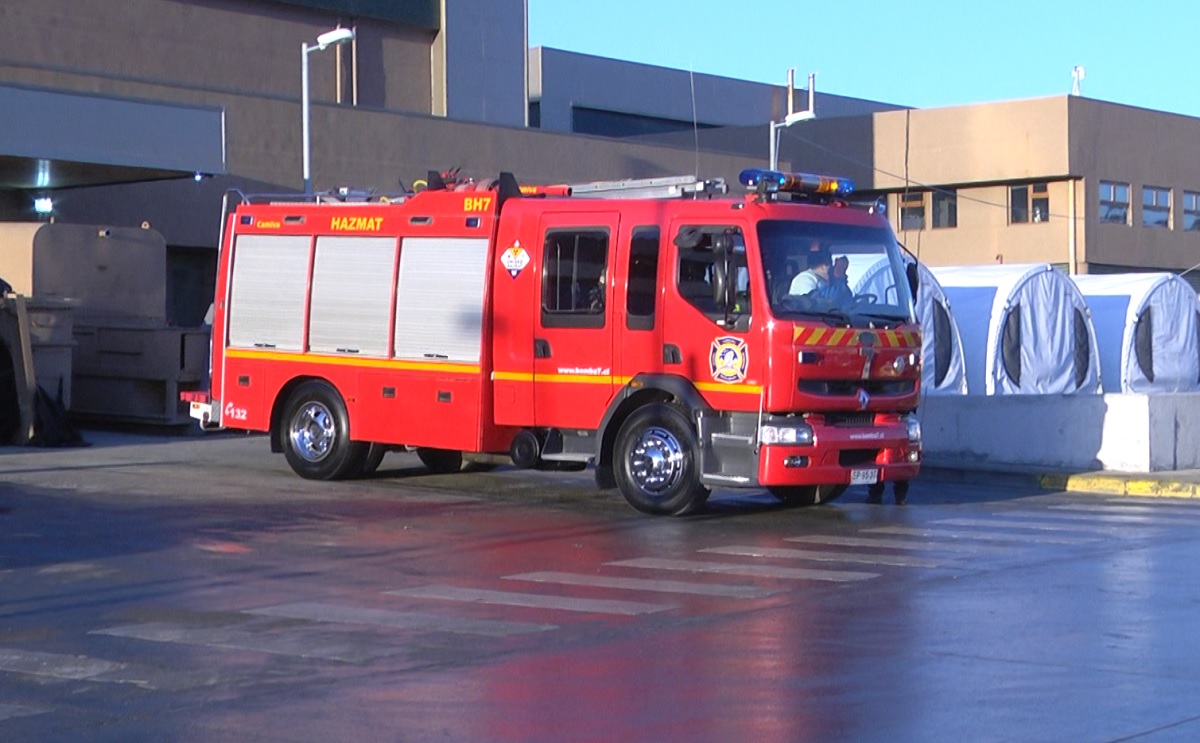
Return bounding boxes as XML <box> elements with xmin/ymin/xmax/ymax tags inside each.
<box><xmin>281</xmin><ymin>381</ymin><xmax>368</xmax><ymax>480</ymax></box>
<box><xmin>613</xmin><ymin>403</ymin><xmax>709</xmax><ymax>516</ymax></box>
<box><xmin>357</xmin><ymin>443</ymin><xmax>389</xmax><ymax>477</ymax></box>
<box><xmin>0</xmin><ymin>339</ymin><xmax>18</xmax><ymax>443</ymax></box>
<box><xmin>767</xmin><ymin>484</ymin><xmax>848</xmax><ymax>507</ymax></box>
<box><xmin>417</xmin><ymin>447</ymin><xmax>463</xmax><ymax>474</ymax></box>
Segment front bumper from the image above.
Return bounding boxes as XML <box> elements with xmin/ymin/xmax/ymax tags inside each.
<box><xmin>758</xmin><ymin>418</ymin><xmax>920</xmax><ymax>486</ymax></box>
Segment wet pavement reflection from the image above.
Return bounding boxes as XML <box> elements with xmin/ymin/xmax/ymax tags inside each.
<box><xmin>3</xmin><ymin>434</ymin><xmax>1200</xmax><ymax>741</ymax></box>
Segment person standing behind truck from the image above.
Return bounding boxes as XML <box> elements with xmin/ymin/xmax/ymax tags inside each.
<box><xmin>867</xmin><ymin>480</ymin><xmax>908</xmax><ymax>505</ymax></box>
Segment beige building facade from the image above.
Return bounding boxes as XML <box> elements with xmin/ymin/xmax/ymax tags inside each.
<box><xmin>865</xmin><ymin>96</ymin><xmax>1200</xmax><ymax>284</ymax></box>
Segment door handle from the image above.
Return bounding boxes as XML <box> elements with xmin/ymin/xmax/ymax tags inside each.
<box><xmin>534</xmin><ymin>338</ymin><xmax>551</xmax><ymax>358</ymax></box>
<box><xmin>663</xmin><ymin>344</ymin><xmax>682</xmax><ymax>364</ymax></box>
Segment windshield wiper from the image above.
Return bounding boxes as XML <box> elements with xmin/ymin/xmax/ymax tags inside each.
<box><xmin>783</xmin><ymin>308</ymin><xmax>853</xmax><ymax>326</ymax></box>
<box><xmin>849</xmin><ymin>310</ymin><xmax>907</xmax><ymax>327</ymax></box>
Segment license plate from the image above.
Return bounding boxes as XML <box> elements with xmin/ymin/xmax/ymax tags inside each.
<box><xmin>850</xmin><ymin>468</ymin><xmax>879</xmax><ymax>485</ymax></box>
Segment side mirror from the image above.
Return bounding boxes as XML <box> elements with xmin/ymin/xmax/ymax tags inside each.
<box><xmin>906</xmin><ymin>261</ymin><xmax>920</xmax><ymax>303</ymax></box>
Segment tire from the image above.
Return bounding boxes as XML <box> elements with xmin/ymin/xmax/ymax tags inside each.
<box><xmin>280</xmin><ymin>381</ymin><xmax>368</xmax><ymax>480</ymax></box>
<box><xmin>417</xmin><ymin>447</ymin><xmax>463</xmax><ymax>474</ymax></box>
<box><xmin>613</xmin><ymin>403</ymin><xmax>709</xmax><ymax>516</ymax></box>
<box><xmin>0</xmin><ymin>339</ymin><xmax>18</xmax><ymax>443</ymax></box>
<box><xmin>357</xmin><ymin>443</ymin><xmax>389</xmax><ymax>477</ymax></box>
<box><xmin>768</xmin><ymin>484</ymin><xmax>848</xmax><ymax>507</ymax></box>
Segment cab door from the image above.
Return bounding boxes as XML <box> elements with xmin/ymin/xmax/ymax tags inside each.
<box><xmin>614</xmin><ymin>224</ymin><xmax>666</xmax><ymax>381</ymax></box>
<box><xmin>533</xmin><ymin>212</ymin><xmax>620</xmax><ymax>428</ymax></box>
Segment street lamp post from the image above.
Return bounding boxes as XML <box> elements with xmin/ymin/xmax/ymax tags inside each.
<box><xmin>769</xmin><ymin>109</ymin><xmax>814</xmax><ymax>171</ymax></box>
<box><xmin>768</xmin><ymin>71</ymin><xmax>817</xmax><ymax>171</ymax></box>
<box><xmin>302</xmin><ymin>27</ymin><xmax>355</xmax><ymax>195</ymax></box>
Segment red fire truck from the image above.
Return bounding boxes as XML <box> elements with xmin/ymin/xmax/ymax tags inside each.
<box><xmin>185</xmin><ymin>169</ymin><xmax>922</xmax><ymax>515</ymax></box>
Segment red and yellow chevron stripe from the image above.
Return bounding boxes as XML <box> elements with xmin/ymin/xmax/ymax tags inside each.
<box><xmin>792</xmin><ymin>327</ymin><xmax>920</xmax><ymax>348</ymax></box>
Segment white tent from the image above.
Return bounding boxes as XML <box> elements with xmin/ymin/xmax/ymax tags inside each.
<box><xmin>851</xmin><ymin>257</ymin><xmax>967</xmax><ymax>394</ymax></box>
<box><xmin>930</xmin><ymin>263</ymin><xmax>1101</xmax><ymax>395</ymax></box>
<box><xmin>1071</xmin><ymin>273</ymin><xmax>1200</xmax><ymax>393</ymax></box>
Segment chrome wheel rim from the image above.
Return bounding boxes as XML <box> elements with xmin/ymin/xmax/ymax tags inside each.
<box><xmin>627</xmin><ymin>426</ymin><xmax>684</xmax><ymax>495</ymax></box>
<box><xmin>290</xmin><ymin>401</ymin><xmax>335</xmax><ymax>462</ymax></box>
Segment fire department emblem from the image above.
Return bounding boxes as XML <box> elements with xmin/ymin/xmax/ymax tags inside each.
<box><xmin>501</xmin><ymin>241</ymin><xmax>530</xmax><ymax>278</ymax></box>
<box><xmin>709</xmin><ymin>336</ymin><xmax>749</xmax><ymax>384</ymax></box>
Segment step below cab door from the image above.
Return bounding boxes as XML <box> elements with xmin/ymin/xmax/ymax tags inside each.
<box><xmin>532</xmin><ymin>212</ymin><xmax>620</xmax><ymax>429</ymax></box>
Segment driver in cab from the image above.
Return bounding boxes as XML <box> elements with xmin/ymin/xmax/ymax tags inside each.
<box><xmin>788</xmin><ymin>244</ymin><xmax>852</xmax><ymax>304</ymax></box>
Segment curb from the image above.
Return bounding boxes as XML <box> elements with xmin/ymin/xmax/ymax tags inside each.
<box><xmin>919</xmin><ymin>464</ymin><xmax>1200</xmax><ymax>499</ymax></box>
<box><xmin>1038</xmin><ymin>473</ymin><xmax>1200</xmax><ymax>498</ymax></box>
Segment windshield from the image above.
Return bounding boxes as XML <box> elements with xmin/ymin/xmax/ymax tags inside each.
<box><xmin>758</xmin><ymin>219</ymin><xmax>915</xmax><ymax>325</ymax></box>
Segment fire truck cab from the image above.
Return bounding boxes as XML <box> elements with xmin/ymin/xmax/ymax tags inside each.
<box><xmin>188</xmin><ymin>170</ymin><xmax>922</xmax><ymax>516</ymax></box>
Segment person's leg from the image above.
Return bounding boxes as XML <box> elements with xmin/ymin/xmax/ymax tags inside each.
<box><xmin>866</xmin><ymin>482</ymin><xmax>884</xmax><ymax>504</ymax></box>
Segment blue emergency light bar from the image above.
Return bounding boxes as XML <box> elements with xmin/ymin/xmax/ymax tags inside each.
<box><xmin>739</xmin><ymin>168</ymin><xmax>854</xmax><ymax>197</ymax></box>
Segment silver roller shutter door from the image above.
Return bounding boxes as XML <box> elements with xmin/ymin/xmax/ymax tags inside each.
<box><xmin>394</xmin><ymin>237</ymin><xmax>488</xmax><ymax>363</ymax></box>
<box><xmin>227</xmin><ymin>234</ymin><xmax>311</xmax><ymax>351</ymax></box>
<box><xmin>309</xmin><ymin>236</ymin><xmax>397</xmax><ymax>356</ymax></box>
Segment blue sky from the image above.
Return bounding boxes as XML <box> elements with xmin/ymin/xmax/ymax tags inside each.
<box><xmin>528</xmin><ymin>1</ymin><xmax>1200</xmax><ymax>118</ymax></box>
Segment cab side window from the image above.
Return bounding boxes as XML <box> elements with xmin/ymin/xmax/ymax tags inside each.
<box><xmin>542</xmin><ymin>228</ymin><xmax>608</xmax><ymax>329</ymax></box>
<box><xmin>674</xmin><ymin>225</ymin><xmax>750</xmax><ymax>331</ymax></box>
<box><xmin>626</xmin><ymin>226</ymin><xmax>659</xmax><ymax>331</ymax></box>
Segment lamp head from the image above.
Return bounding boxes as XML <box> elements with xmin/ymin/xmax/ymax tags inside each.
<box><xmin>315</xmin><ymin>27</ymin><xmax>354</xmax><ymax>50</ymax></box>
<box><xmin>782</xmin><ymin>110</ymin><xmax>815</xmax><ymax>126</ymax></box>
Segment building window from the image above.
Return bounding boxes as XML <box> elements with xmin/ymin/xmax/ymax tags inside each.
<box><xmin>1011</xmin><ymin>183</ymin><xmax>1050</xmax><ymax>224</ymax></box>
<box><xmin>1184</xmin><ymin>191</ymin><xmax>1200</xmax><ymax>232</ymax></box>
<box><xmin>1099</xmin><ymin>180</ymin><xmax>1130</xmax><ymax>225</ymax></box>
<box><xmin>932</xmin><ymin>189</ymin><xmax>957</xmax><ymax>229</ymax></box>
<box><xmin>1143</xmin><ymin>186</ymin><xmax>1172</xmax><ymax>229</ymax></box>
<box><xmin>899</xmin><ymin>192</ymin><xmax>926</xmax><ymax>231</ymax></box>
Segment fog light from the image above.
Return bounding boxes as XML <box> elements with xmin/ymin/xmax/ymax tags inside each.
<box><xmin>907</xmin><ymin>449</ymin><xmax>921</xmax><ymax>463</ymax></box>
<box><xmin>783</xmin><ymin>455</ymin><xmax>809</xmax><ymax>468</ymax></box>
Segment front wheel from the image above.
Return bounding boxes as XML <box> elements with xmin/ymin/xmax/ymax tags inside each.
<box><xmin>767</xmin><ymin>484</ymin><xmax>848</xmax><ymax>507</ymax></box>
<box><xmin>613</xmin><ymin>403</ymin><xmax>709</xmax><ymax>516</ymax></box>
<box><xmin>281</xmin><ymin>381</ymin><xmax>368</xmax><ymax>480</ymax></box>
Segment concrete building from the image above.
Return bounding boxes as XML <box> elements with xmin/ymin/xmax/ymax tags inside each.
<box><xmin>772</xmin><ymin>96</ymin><xmax>1200</xmax><ymax>287</ymax></box>
<box><xmin>0</xmin><ymin>0</ymin><xmax>775</xmax><ymax>324</ymax></box>
<box><xmin>4</xmin><ymin>0</ymin><xmax>1199</xmax><ymax>313</ymax></box>
<box><xmin>528</xmin><ymin>47</ymin><xmax>903</xmax><ymax>137</ymax></box>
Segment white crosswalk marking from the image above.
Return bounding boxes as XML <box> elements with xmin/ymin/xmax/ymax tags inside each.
<box><xmin>0</xmin><ymin>703</ymin><xmax>48</xmax><ymax>721</ymax></box>
<box><xmin>701</xmin><ymin>545</ymin><xmax>942</xmax><ymax>568</ymax></box>
<box><xmin>934</xmin><ymin>517</ymin><xmax>1156</xmax><ymax>534</ymax></box>
<box><xmin>1050</xmin><ymin>503</ymin><xmax>1200</xmax><ymax>520</ymax></box>
<box><xmin>865</xmin><ymin>526</ymin><xmax>1098</xmax><ymax>545</ymax></box>
<box><xmin>94</xmin><ymin>622</ymin><xmax>407</xmax><ymax>664</ymax></box>
<box><xmin>0</xmin><ymin>648</ymin><xmax>125</xmax><ymax>681</ymax></box>
<box><xmin>387</xmin><ymin>585</ymin><xmax>676</xmax><ymax>615</ymax></box>
<box><xmin>993</xmin><ymin>510</ymin><xmax>1176</xmax><ymax>525</ymax></box>
<box><xmin>609</xmin><ymin>557</ymin><xmax>878</xmax><ymax>582</ymax></box>
<box><xmin>505</xmin><ymin>572</ymin><xmax>778</xmax><ymax>598</ymax></box>
<box><xmin>786</xmin><ymin>534</ymin><xmax>1008</xmax><ymax>554</ymax></box>
<box><xmin>247</xmin><ymin>601</ymin><xmax>556</xmax><ymax>635</ymax></box>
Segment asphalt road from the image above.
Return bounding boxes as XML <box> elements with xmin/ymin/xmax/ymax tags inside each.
<box><xmin>3</xmin><ymin>432</ymin><xmax>1200</xmax><ymax>742</ymax></box>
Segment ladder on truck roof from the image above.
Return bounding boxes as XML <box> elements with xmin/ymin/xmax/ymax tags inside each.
<box><xmin>566</xmin><ymin>175</ymin><xmax>727</xmax><ymax>200</ymax></box>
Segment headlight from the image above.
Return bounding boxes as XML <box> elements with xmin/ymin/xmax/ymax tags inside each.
<box><xmin>759</xmin><ymin>423</ymin><xmax>814</xmax><ymax>446</ymax></box>
<box><xmin>906</xmin><ymin>416</ymin><xmax>922</xmax><ymax>443</ymax></box>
